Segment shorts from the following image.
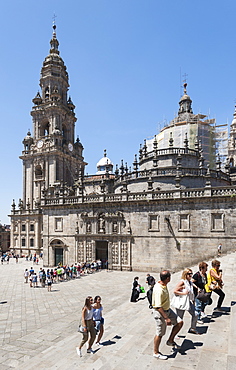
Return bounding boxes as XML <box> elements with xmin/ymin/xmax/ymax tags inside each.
<box><xmin>153</xmin><ymin>308</ymin><xmax>182</xmax><ymax>337</ymax></box>
<box><xmin>95</xmin><ymin>317</ymin><xmax>104</xmax><ymax>332</ymax></box>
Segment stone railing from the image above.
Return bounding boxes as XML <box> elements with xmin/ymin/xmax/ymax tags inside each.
<box><xmin>114</xmin><ymin>166</ymin><xmax>229</xmax><ymax>183</ymax></box>
<box><xmin>11</xmin><ymin>185</ymin><xmax>236</xmax><ymax>214</ymax></box>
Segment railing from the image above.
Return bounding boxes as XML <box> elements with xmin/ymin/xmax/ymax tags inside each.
<box><xmin>11</xmin><ymin>185</ymin><xmax>236</xmax><ymax>215</ymax></box>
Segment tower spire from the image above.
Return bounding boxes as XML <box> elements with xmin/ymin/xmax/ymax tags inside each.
<box><xmin>50</xmin><ymin>17</ymin><xmax>59</xmax><ymax>55</ymax></box>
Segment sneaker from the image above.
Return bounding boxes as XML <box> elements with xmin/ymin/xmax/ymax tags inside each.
<box><xmin>87</xmin><ymin>349</ymin><xmax>94</xmax><ymax>354</ymax></box>
<box><xmin>153</xmin><ymin>353</ymin><xmax>168</xmax><ymax>360</ymax></box>
<box><xmin>166</xmin><ymin>340</ymin><xmax>181</xmax><ymax>349</ymax></box>
<box><xmin>76</xmin><ymin>347</ymin><xmax>82</xmax><ymax>357</ymax></box>
<box><xmin>189</xmin><ymin>328</ymin><xmax>201</xmax><ymax>335</ymax></box>
<box><xmin>201</xmin><ymin>312</ymin><xmax>207</xmax><ymax>318</ymax></box>
<box><xmin>197</xmin><ymin>319</ymin><xmax>204</xmax><ymax>324</ymax></box>
<box><xmin>96</xmin><ymin>342</ymin><xmax>101</xmax><ymax>347</ymax></box>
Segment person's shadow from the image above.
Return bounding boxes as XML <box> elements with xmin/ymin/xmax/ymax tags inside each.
<box><xmin>168</xmin><ymin>339</ymin><xmax>203</xmax><ymax>358</ymax></box>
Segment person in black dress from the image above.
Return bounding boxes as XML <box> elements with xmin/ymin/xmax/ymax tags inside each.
<box><xmin>130</xmin><ymin>276</ymin><xmax>140</xmax><ymax>302</ymax></box>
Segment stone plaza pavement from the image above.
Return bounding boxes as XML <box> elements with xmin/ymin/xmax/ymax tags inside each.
<box><xmin>0</xmin><ymin>252</ymin><xmax>235</xmax><ymax>370</ymax></box>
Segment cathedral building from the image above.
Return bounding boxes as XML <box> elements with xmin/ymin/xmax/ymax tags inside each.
<box><xmin>10</xmin><ymin>26</ymin><xmax>236</xmax><ymax>272</ymax></box>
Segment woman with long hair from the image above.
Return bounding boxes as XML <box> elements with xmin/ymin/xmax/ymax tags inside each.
<box><xmin>172</xmin><ymin>268</ymin><xmax>199</xmax><ymax>334</ymax></box>
<box><xmin>93</xmin><ymin>295</ymin><xmax>104</xmax><ymax>346</ymax></box>
<box><xmin>76</xmin><ymin>296</ymin><xmax>96</xmax><ymax>357</ymax></box>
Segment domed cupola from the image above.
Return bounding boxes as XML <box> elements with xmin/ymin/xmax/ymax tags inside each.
<box><xmin>178</xmin><ymin>83</ymin><xmax>193</xmax><ymax>115</ymax></box>
<box><xmin>96</xmin><ymin>150</ymin><xmax>113</xmax><ymax>174</ymax></box>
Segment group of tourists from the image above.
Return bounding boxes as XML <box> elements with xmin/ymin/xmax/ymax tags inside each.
<box><xmin>76</xmin><ymin>296</ymin><xmax>104</xmax><ymax>357</ymax></box>
<box><xmin>130</xmin><ymin>259</ymin><xmax>225</xmax><ymax>360</ymax></box>
<box><xmin>149</xmin><ymin>259</ymin><xmax>225</xmax><ymax>360</ymax></box>
<box><xmin>23</xmin><ymin>260</ymin><xmax>104</xmax><ymax>291</ymax></box>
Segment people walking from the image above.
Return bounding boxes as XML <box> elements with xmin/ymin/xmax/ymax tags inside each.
<box><xmin>76</xmin><ymin>296</ymin><xmax>96</xmax><ymax>357</ymax></box>
<box><xmin>93</xmin><ymin>295</ymin><xmax>104</xmax><ymax>346</ymax></box>
<box><xmin>217</xmin><ymin>243</ymin><xmax>222</xmax><ymax>257</ymax></box>
<box><xmin>205</xmin><ymin>260</ymin><xmax>225</xmax><ymax>311</ymax></box>
<box><xmin>24</xmin><ymin>269</ymin><xmax>29</xmax><ymax>283</ymax></box>
<box><xmin>152</xmin><ymin>270</ymin><xmax>183</xmax><ymax>360</ymax></box>
<box><xmin>192</xmin><ymin>262</ymin><xmax>209</xmax><ymax>323</ymax></box>
<box><xmin>172</xmin><ymin>268</ymin><xmax>199</xmax><ymax>334</ymax></box>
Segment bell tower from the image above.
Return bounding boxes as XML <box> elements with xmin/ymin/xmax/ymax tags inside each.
<box><xmin>20</xmin><ymin>23</ymin><xmax>86</xmax><ymax>208</ymax></box>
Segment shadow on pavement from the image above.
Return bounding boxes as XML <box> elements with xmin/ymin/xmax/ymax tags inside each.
<box><xmin>178</xmin><ymin>339</ymin><xmax>203</xmax><ymax>356</ymax></box>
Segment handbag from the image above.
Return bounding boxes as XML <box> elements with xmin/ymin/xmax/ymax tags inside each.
<box><xmin>140</xmin><ymin>286</ymin><xmax>145</xmax><ymax>293</ymax></box>
<box><xmin>196</xmin><ymin>290</ymin><xmax>210</xmax><ymax>303</ymax></box>
<box><xmin>171</xmin><ymin>293</ymin><xmax>190</xmax><ymax>311</ymax></box>
<box><xmin>209</xmin><ymin>281</ymin><xmax>220</xmax><ymax>291</ymax></box>
<box><xmin>78</xmin><ymin>325</ymin><xmax>86</xmax><ymax>333</ymax></box>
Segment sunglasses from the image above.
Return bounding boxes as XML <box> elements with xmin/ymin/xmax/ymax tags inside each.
<box><xmin>187</xmin><ymin>273</ymin><xmax>193</xmax><ymax>275</ymax></box>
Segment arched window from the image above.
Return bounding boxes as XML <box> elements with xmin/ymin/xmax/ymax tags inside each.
<box><xmin>45</xmin><ymin>87</ymin><xmax>49</xmax><ymax>100</ymax></box>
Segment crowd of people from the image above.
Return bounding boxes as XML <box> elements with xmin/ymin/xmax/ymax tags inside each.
<box><xmin>23</xmin><ymin>260</ymin><xmax>104</xmax><ymax>291</ymax></box>
<box><xmin>148</xmin><ymin>259</ymin><xmax>225</xmax><ymax>360</ymax></box>
<box><xmin>129</xmin><ymin>259</ymin><xmax>225</xmax><ymax>360</ymax></box>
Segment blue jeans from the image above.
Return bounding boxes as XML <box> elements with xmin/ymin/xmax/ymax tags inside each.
<box><xmin>195</xmin><ymin>298</ymin><xmax>207</xmax><ymax>320</ymax></box>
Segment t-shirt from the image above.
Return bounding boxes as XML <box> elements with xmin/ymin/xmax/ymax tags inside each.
<box><xmin>192</xmin><ymin>271</ymin><xmax>207</xmax><ymax>296</ymax></box>
<box><xmin>152</xmin><ymin>282</ymin><xmax>170</xmax><ymax>310</ymax></box>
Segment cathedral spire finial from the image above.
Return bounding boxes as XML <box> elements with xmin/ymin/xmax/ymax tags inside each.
<box><xmin>50</xmin><ymin>15</ymin><xmax>59</xmax><ymax>55</ymax></box>
<box><xmin>183</xmin><ymin>82</ymin><xmax>187</xmax><ymax>95</ymax></box>
<box><xmin>52</xmin><ymin>14</ymin><xmax>57</xmax><ymax>37</ymax></box>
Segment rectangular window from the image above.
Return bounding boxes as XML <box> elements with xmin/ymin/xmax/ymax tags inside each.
<box><xmin>21</xmin><ymin>224</ymin><xmax>26</xmax><ymax>232</ymax></box>
<box><xmin>22</xmin><ymin>238</ymin><xmax>26</xmax><ymax>247</ymax></box>
<box><xmin>30</xmin><ymin>238</ymin><xmax>34</xmax><ymax>247</ymax></box>
<box><xmin>30</xmin><ymin>224</ymin><xmax>34</xmax><ymax>232</ymax></box>
<box><xmin>148</xmin><ymin>214</ymin><xmax>160</xmax><ymax>231</ymax></box>
<box><xmin>179</xmin><ymin>214</ymin><xmax>190</xmax><ymax>231</ymax></box>
<box><xmin>211</xmin><ymin>213</ymin><xmax>224</xmax><ymax>231</ymax></box>
<box><xmin>55</xmin><ymin>218</ymin><xmax>63</xmax><ymax>231</ymax></box>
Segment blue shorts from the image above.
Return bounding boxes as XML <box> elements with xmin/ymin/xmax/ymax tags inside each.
<box><xmin>95</xmin><ymin>317</ymin><xmax>104</xmax><ymax>332</ymax></box>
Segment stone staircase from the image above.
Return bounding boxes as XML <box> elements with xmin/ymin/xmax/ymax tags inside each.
<box><xmin>16</xmin><ymin>252</ymin><xmax>236</xmax><ymax>370</ymax></box>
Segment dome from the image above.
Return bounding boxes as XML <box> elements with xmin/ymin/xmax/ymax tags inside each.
<box><xmin>96</xmin><ymin>150</ymin><xmax>113</xmax><ymax>174</ymax></box>
<box><xmin>97</xmin><ymin>156</ymin><xmax>113</xmax><ymax>167</ymax></box>
<box><xmin>180</xmin><ymin>93</ymin><xmax>191</xmax><ymax>102</ymax></box>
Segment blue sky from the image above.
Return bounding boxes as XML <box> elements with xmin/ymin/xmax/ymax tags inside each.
<box><xmin>0</xmin><ymin>0</ymin><xmax>236</xmax><ymax>224</ymax></box>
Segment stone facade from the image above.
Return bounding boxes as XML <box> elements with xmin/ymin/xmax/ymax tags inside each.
<box><xmin>9</xmin><ymin>25</ymin><xmax>236</xmax><ymax>272</ymax></box>
<box><xmin>0</xmin><ymin>224</ymin><xmax>10</xmax><ymax>253</ymax></box>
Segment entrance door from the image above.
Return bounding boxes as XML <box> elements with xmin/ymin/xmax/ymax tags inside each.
<box><xmin>55</xmin><ymin>248</ymin><xmax>63</xmax><ymax>266</ymax></box>
<box><xmin>95</xmin><ymin>241</ymin><xmax>108</xmax><ymax>268</ymax></box>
